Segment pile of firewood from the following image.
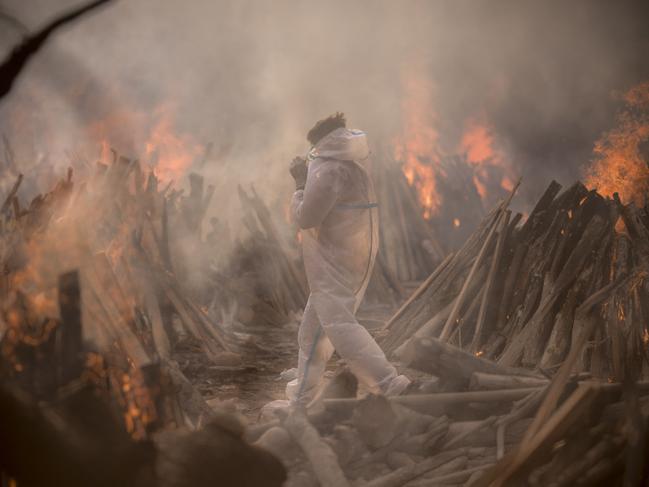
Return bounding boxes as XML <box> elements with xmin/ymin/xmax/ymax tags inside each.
<box><xmin>213</xmin><ymin>180</ymin><xmax>406</xmax><ymax>327</ymax></box>
<box><xmin>372</xmin><ymin>151</ymin><xmax>445</xmax><ymax>283</ymax></box>
<box><xmin>206</xmin><ymin>185</ymin><xmax>308</xmax><ymax>328</ymax></box>
<box><xmin>382</xmin><ymin>179</ymin><xmax>649</xmax><ymax>381</ymax></box>
<box><xmin>0</xmin><ymin>268</ymin><xmax>287</xmax><ymax>487</ymax></box>
<box><xmin>0</xmin><ymin>151</ymin><xmax>240</xmax><ymax>435</ymax></box>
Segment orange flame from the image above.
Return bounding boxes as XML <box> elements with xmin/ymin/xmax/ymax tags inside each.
<box><xmin>145</xmin><ymin>106</ymin><xmax>202</xmax><ymax>185</ymax></box>
<box><xmin>393</xmin><ymin>66</ymin><xmax>444</xmax><ymax>219</ymax></box>
<box><xmin>88</xmin><ymin>104</ymin><xmax>202</xmax><ymax>186</ymax></box>
<box><xmin>459</xmin><ymin>115</ymin><xmax>516</xmax><ymax>203</ymax></box>
<box><xmin>585</xmin><ymin>82</ymin><xmax>649</xmax><ymax>205</ymax></box>
<box><xmin>394</xmin><ymin>65</ymin><xmax>518</xmax><ymax>219</ymax></box>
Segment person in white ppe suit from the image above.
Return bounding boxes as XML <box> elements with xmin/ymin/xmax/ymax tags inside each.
<box><xmin>287</xmin><ymin>112</ymin><xmax>410</xmax><ymax>405</ymax></box>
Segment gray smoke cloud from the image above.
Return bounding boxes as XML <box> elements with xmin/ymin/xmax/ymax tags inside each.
<box><xmin>1</xmin><ymin>0</ymin><xmax>648</xmax><ymax>221</ymax></box>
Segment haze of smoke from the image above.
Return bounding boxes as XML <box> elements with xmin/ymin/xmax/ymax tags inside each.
<box><xmin>1</xmin><ymin>0</ymin><xmax>648</xmax><ymax>237</ymax></box>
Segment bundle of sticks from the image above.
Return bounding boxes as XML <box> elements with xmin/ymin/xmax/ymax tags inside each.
<box><xmin>218</xmin><ymin>182</ymin><xmax>404</xmax><ymax>327</ymax></box>
<box><xmin>0</xmin><ymin>151</ymin><xmax>240</xmax><ymax>434</ymax></box>
<box><xmin>0</xmin><ymin>270</ymin><xmax>287</xmax><ymax>487</ymax></box>
<box><xmin>208</xmin><ymin>185</ymin><xmax>308</xmax><ymax>328</ymax></box>
<box><xmin>381</xmin><ymin>179</ymin><xmax>649</xmax><ymax>382</ymax></box>
<box><xmin>372</xmin><ymin>151</ymin><xmax>445</xmax><ymax>283</ymax></box>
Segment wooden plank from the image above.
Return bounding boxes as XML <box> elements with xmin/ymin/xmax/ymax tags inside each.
<box><xmin>440</xmin><ymin>211</ymin><xmax>504</xmax><ymax>341</ymax></box>
<box><xmin>323</xmin><ymin>388</ymin><xmax>541</xmax><ymax>416</ymax></box>
<box><xmin>471</xmin><ymin>212</ymin><xmax>510</xmax><ymax>353</ymax></box>
<box><xmin>402</xmin><ymin>337</ymin><xmax>544</xmax><ymax>388</ymax></box>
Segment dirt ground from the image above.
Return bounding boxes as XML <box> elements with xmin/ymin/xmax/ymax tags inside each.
<box><xmin>178</xmin><ymin>302</ymin><xmax>400</xmax><ymax>424</ymax></box>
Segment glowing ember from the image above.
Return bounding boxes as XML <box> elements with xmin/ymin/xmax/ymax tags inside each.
<box><xmin>585</xmin><ymin>81</ymin><xmax>649</xmax><ymax>205</ymax></box>
<box><xmin>393</xmin><ymin>65</ymin><xmax>444</xmax><ymax>219</ymax></box>
<box><xmin>475</xmin><ymin>350</ymin><xmax>484</xmax><ymax>357</ymax></box>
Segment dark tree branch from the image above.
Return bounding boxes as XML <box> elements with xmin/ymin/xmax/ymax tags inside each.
<box><xmin>0</xmin><ymin>0</ymin><xmax>115</xmax><ymax>100</ymax></box>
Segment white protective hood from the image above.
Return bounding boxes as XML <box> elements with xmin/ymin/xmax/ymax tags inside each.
<box><xmin>308</xmin><ymin>128</ymin><xmax>370</xmax><ymax>163</ymax></box>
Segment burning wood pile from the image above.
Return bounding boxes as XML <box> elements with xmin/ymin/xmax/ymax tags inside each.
<box><xmin>0</xmin><ymin>151</ymin><xmax>241</xmax><ymax>436</ymax></box>
<box><xmin>382</xmin><ymin>179</ymin><xmax>649</xmax><ymax>378</ymax></box>
<box><xmin>372</xmin><ymin>151</ymin><xmax>445</xmax><ymax>283</ymax></box>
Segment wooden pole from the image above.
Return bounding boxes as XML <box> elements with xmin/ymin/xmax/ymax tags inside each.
<box><xmin>439</xmin><ymin>211</ymin><xmax>504</xmax><ymax>341</ymax></box>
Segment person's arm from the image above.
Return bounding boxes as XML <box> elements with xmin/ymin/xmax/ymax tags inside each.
<box><xmin>291</xmin><ymin>161</ymin><xmax>344</xmax><ymax>229</ymax></box>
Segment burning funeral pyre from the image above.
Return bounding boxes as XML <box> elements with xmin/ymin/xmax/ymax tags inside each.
<box><xmin>1</xmin><ymin>6</ymin><xmax>649</xmax><ymax>481</ymax></box>
<box><xmin>3</xmin><ymin>100</ymin><xmax>649</xmax><ymax>485</ymax></box>
<box><xmin>0</xmin><ymin>150</ymin><xmax>291</xmax><ymax>486</ymax></box>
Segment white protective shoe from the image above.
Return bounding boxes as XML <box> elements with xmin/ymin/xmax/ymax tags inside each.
<box><xmin>384</xmin><ymin>374</ymin><xmax>412</xmax><ymax>396</ymax></box>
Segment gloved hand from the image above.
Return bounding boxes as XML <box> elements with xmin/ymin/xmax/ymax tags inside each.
<box><xmin>289</xmin><ymin>156</ymin><xmax>307</xmax><ymax>190</ymax></box>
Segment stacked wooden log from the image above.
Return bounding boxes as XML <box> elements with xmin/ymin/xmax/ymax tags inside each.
<box><xmin>206</xmin><ymin>185</ymin><xmax>308</xmax><ymax>328</ymax></box>
<box><xmin>0</xmin><ymin>152</ymin><xmax>239</xmax><ymax>435</ymax></box>
<box><xmin>372</xmin><ymin>151</ymin><xmax>445</xmax><ymax>283</ymax></box>
<box><xmin>0</xmin><ymin>265</ymin><xmax>287</xmax><ymax>487</ymax></box>
<box><xmin>215</xmin><ymin>182</ymin><xmax>405</xmax><ymax>327</ymax></box>
<box><xmin>381</xmin><ymin>179</ymin><xmax>649</xmax><ymax>382</ymax></box>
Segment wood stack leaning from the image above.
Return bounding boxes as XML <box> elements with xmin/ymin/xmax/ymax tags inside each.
<box><xmin>381</xmin><ymin>179</ymin><xmax>649</xmax><ymax>383</ymax></box>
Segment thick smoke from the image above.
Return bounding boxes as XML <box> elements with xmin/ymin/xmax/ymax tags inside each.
<box><xmin>1</xmin><ymin>0</ymin><xmax>649</xmax><ymax>219</ymax></box>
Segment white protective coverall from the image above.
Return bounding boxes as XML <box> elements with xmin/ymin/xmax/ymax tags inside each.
<box><xmin>288</xmin><ymin>127</ymin><xmax>404</xmax><ymax>404</ymax></box>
